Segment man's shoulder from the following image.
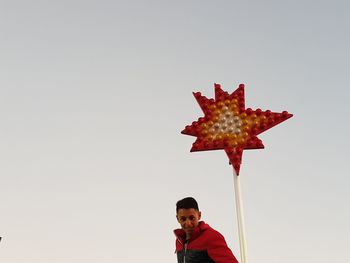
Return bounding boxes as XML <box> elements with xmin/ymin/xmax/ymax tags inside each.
<box><xmin>199</xmin><ymin>222</ymin><xmax>225</xmax><ymax>239</ymax></box>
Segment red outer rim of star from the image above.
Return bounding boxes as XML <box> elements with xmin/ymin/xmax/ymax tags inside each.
<box><xmin>181</xmin><ymin>83</ymin><xmax>293</xmax><ymax>175</ymax></box>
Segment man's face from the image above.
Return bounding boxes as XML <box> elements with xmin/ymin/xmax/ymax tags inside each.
<box><xmin>176</xmin><ymin>208</ymin><xmax>201</xmax><ymax>237</ymax></box>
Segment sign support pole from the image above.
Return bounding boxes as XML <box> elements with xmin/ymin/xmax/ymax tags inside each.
<box><xmin>233</xmin><ymin>168</ymin><xmax>248</xmax><ymax>263</ymax></box>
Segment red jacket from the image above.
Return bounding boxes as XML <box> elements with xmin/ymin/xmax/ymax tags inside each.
<box><xmin>174</xmin><ymin>221</ymin><xmax>239</xmax><ymax>263</ymax></box>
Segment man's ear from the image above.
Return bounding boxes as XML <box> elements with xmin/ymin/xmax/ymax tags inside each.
<box><xmin>198</xmin><ymin>211</ymin><xmax>202</xmax><ymax>220</ymax></box>
<box><xmin>176</xmin><ymin>215</ymin><xmax>180</xmax><ymax>222</ymax></box>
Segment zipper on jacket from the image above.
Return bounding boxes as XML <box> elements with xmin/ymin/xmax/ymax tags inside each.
<box><xmin>183</xmin><ymin>241</ymin><xmax>188</xmax><ymax>263</ymax></box>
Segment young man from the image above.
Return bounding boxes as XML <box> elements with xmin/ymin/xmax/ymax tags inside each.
<box><xmin>174</xmin><ymin>197</ymin><xmax>239</xmax><ymax>263</ymax></box>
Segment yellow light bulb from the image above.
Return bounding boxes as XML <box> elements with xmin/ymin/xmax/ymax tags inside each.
<box><xmin>239</xmin><ymin>138</ymin><xmax>246</xmax><ymax>144</ymax></box>
<box><xmin>218</xmin><ymin>102</ymin><xmax>224</xmax><ymax>107</ymax></box>
<box><xmin>209</xmin><ymin>105</ymin><xmax>217</xmax><ymax>110</ymax></box>
<box><xmin>214</xmin><ymin>109</ymin><xmax>221</xmax><ymax>115</ymax></box>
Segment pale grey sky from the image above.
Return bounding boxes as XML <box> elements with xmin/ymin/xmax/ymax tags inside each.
<box><xmin>0</xmin><ymin>1</ymin><xmax>349</xmax><ymax>262</ymax></box>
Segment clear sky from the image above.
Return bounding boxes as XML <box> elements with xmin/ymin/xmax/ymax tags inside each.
<box><xmin>0</xmin><ymin>1</ymin><xmax>349</xmax><ymax>262</ymax></box>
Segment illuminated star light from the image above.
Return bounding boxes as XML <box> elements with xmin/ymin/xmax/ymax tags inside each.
<box><xmin>181</xmin><ymin>83</ymin><xmax>293</xmax><ymax>175</ymax></box>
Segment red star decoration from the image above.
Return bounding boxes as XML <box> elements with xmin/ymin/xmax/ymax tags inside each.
<box><xmin>181</xmin><ymin>83</ymin><xmax>293</xmax><ymax>175</ymax></box>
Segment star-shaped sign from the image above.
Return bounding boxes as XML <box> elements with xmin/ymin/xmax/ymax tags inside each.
<box><xmin>181</xmin><ymin>83</ymin><xmax>293</xmax><ymax>175</ymax></box>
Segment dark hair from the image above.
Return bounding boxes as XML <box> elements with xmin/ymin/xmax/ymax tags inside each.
<box><xmin>176</xmin><ymin>197</ymin><xmax>199</xmax><ymax>212</ymax></box>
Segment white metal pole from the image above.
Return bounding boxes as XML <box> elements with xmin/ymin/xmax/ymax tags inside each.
<box><xmin>233</xmin><ymin>169</ymin><xmax>248</xmax><ymax>263</ymax></box>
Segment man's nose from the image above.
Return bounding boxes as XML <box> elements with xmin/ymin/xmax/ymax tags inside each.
<box><xmin>184</xmin><ymin>219</ymin><xmax>192</xmax><ymax>227</ymax></box>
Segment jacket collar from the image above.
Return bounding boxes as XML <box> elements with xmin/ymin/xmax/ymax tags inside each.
<box><xmin>174</xmin><ymin>221</ymin><xmax>209</xmax><ymax>242</ymax></box>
